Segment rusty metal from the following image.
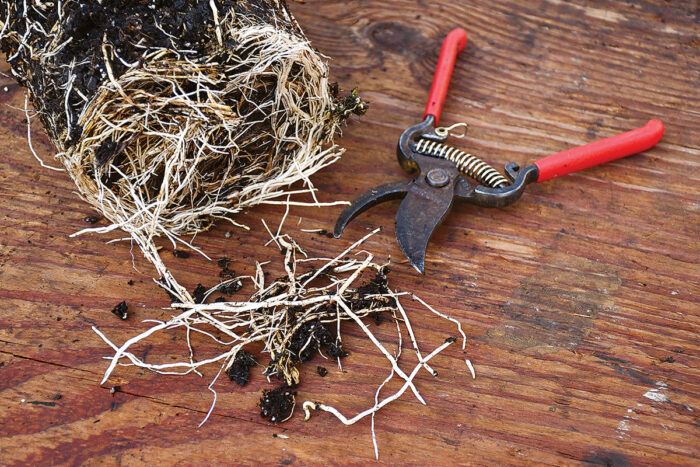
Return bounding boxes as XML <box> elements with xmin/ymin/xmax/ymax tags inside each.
<box><xmin>334</xmin><ymin>113</ymin><xmax>538</xmax><ymax>274</ymax></box>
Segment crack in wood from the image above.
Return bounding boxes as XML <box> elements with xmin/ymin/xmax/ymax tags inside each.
<box><xmin>0</xmin><ymin>349</ymin><xmax>100</xmax><ymax>377</ymax></box>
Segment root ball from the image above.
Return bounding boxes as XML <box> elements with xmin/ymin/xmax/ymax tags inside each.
<box><xmin>1</xmin><ymin>0</ymin><xmax>365</xmax><ymax>243</ymax></box>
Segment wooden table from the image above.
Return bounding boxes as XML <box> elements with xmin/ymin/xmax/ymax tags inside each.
<box><xmin>1</xmin><ymin>1</ymin><xmax>698</xmax><ymax>464</ymax></box>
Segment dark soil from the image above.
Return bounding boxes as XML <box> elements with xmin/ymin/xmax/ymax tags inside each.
<box><xmin>192</xmin><ymin>284</ymin><xmax>207</xmax><ymax>304</ymax></box>
<box><xmin>217</xmin><ymin>257</ymin><xmax>241</xmax><ymax>293</ymax></box>
<box><xmin>111</xmin><ymin>301</ymin><xmax>128</xmax><ymax>320</ymax></box>
<box><xmin>220</xmin><ymin>267</ymin><xmax>237</xmax><ymax>280</ymax></box>
<box><xmin>226</xmin><ymin>350</ymin><xmax>257</xmax><ymax>386</ymax></box>
<box><xmin>315</xmin><ymin>229</ymin><xmax>335</xmax><ymax>239</ymax></box>
<box><xmin>172</xmin><ymin>250</ymin><xmax>190</xmax><ymax>259</ymax></box>
<box><xmin>259</xmin><ymin>384</ymin><xmax>296</xmax><ymax>424</ymax></box>
<box><xmin>348</xmin><ymin>267</ymin><xmax>395</xmax><ymax>312</ymax></box>
<box><xmin>286</xmin><ymin>320</ymin><xmax>348</xmax><ymax>363</ymax></box>
<box><xmin>219</xmin><ymin>279</ymin><xmax>243</xmax><ymax>295</ymax></box>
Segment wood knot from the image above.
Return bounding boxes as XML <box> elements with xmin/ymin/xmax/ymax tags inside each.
<box><xmin>367</xmin><ymin>22</ymin><xmax>422</xmax><ymax>54</ymax></box>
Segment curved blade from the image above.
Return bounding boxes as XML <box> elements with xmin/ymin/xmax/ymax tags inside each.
<box><xmin>334</xmin><ymin>180</ymin><xmax>412</xmax><ymax>238</ymax></box>
<box><xmin>395</xmin><ymin>183</ymin><xmax>454</xmax><ymax>274</ymax></box>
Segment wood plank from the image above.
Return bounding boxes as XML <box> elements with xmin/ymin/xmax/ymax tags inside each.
<box><xmin>1</xmin><ymin>0</ymin><xmax>698</xmax><ymax>464</ymax></box>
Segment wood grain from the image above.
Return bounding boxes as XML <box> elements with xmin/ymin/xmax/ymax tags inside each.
<box><xmin>1</xmin><ymin>0</ymin><xmax>698</xmax><ymax>465</ymax></box>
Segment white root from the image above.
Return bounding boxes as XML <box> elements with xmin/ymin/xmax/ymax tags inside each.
<box><xmin>24</xmin><ymin>93</ymin><xmax>64</xmax><ymax>172</ymax></box>
<box><xmin>302</xmin><ymin>337</ymin><xmax>456</xmax><ymax>425</ymax></box>
<box><xmin>466</xmin><ymin>359</ymin><xmax>476</xmax><ymax>379</ymax></box>
<box><xmin>412</xmin><ymin>294</ymin><xmax>467</xmax><ymax>350</ymax></box>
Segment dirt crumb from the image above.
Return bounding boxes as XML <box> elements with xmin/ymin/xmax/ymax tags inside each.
<box><xmin>259</xmin><ymin>385</ymin><xmax>296</xmax><ymax>424</ymax></box>
<box><xmin>110</xmin><ymin>301</ymin><xmax>128</xmax><ymax>320</ymax></box>
<box><xmin>226</xmin><ymin>350</ymin><xmax>257</xmax><ymax>386</ymax></box>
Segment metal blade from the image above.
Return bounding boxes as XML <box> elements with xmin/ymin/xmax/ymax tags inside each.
<box><xmin>334</xmin><ymin>180</ymin><xmax>412</xmax><ymax>238</ymax></box>
<box><xmin>395</xmin><ymin>182</ymin><xmax>455</xmax><ymax>274</ymax></box>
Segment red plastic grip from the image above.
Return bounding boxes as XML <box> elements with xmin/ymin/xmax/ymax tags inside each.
<box><xmin>424</xmin><ymin>28</ymin><xmax>468</xmax><ymax>125</ymax></box>
<box><xmin>534</xmin><ymin>120</ymin><xmax>665</xmax><ymax>182</ymax></box>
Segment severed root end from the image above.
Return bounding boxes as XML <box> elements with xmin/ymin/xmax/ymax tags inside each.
<box><xmin>303</xmin><ymin>401</ymin><xmax>319</xmax><ymax>422</ymax></box>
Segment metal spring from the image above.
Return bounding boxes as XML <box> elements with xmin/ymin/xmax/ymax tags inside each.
<box><xmin>415</xmin><ymin>139</ymin><xmax>510</xmax><ymax>188</ymax></box>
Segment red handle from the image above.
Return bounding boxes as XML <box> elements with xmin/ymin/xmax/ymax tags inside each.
<box><xmin>534</xmin><ymin>119</ymin><xmax>665</xmax><ymax>182</ymax></box>
<box><xmin>424</xmin><ymin>28</ymin><xmax>468</xmax><ymax>125</ymax></box>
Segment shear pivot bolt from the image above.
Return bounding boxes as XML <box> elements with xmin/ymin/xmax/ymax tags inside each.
<box><xmin>426</xmin><ymin>169</ymin><xmax>449</xmax><ymax>187</ymax></box>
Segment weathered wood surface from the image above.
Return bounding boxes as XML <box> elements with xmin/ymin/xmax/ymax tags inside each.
<box><xmin>1</xmin><ymin>0</ymin><xmax>698</xmax><ymax>465</ymax></box>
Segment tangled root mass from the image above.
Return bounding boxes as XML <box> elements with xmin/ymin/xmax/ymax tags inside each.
<box><xmin>1</xmin><ymin>0</ymin><xmax>366</xmax><ymax>246</ymax></box>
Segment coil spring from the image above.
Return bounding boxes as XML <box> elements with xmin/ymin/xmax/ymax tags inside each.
<box><xmin>415</xmin><ymin>139</ymin><xmax>510</xmax><ymax>188</ymax></box>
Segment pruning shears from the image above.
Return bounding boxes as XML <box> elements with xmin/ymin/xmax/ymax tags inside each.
<box><xmin>334</xmin><ymin>28</ymin><xmax>665</xmax><ymax>274</ymax></box>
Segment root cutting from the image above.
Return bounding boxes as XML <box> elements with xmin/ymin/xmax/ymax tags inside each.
<box><xmin>92</xmin><ymin>228</ymin><xmax>467</xmax><ymax>458</ymax></box>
